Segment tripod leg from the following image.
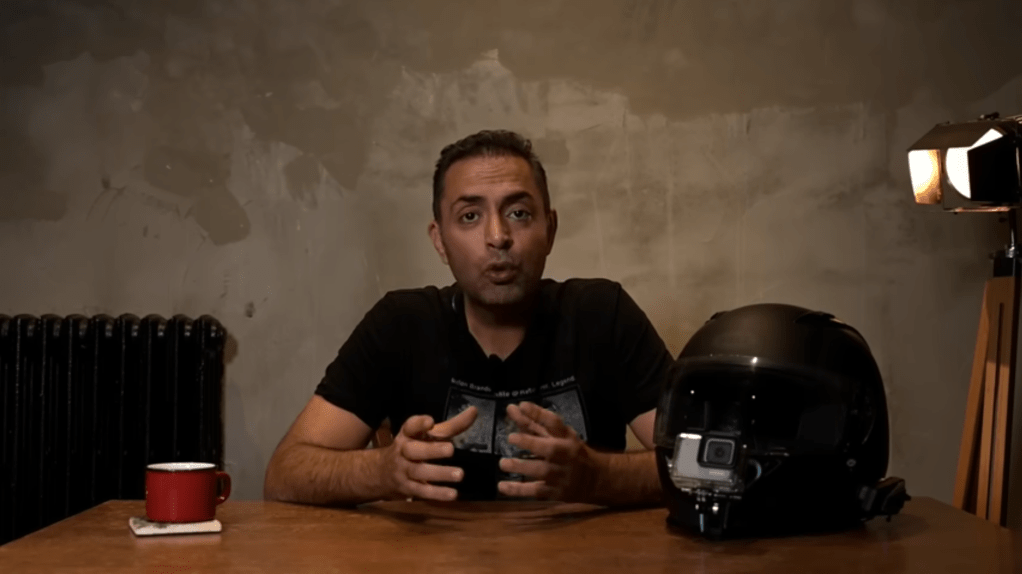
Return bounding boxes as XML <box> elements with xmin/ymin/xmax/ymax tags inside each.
<box><xmin>955</xmin><ymin>282</ymin><xmax>992</xmax><ymax>512</ymax></box>
<box><xmin>991</xmin><ymin>276</ymin><xmax>1017</xmax><ymax>526</ymax></box>
<box><xmin>977</xmin><ymin>287</ymin><xmax>1000</xmax><ymax>520</ymax></box>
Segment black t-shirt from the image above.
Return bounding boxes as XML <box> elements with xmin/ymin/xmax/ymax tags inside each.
<box><xmin>315</xmin><ymin>278</ymin><xmax>673</xmax><ymax>499</ymax></box>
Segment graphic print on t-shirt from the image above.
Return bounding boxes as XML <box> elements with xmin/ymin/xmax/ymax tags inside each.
<box><xmin>445</xmin><ymin>391</ymin><xmax>497</xmax><ymax>453</ymax></box>
<box><xmin>444</xmin><ymin>375</ymin><xmax>589</xmax><ymax>464</ymax></box>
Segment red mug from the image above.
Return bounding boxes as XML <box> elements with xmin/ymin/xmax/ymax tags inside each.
<box><xmin>145</xmin><ymin>462</ymin><xmax>231</xmax><ymax>523</ymax></box>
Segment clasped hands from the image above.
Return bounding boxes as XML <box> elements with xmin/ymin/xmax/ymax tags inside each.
<box><xmin>381</xmin><ymin>402</ymin><xmax>602</xmax><ymax>502</ymax></box>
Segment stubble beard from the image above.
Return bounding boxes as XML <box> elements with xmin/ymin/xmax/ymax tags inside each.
<box><xmin>473</xmin><ymin>281</ymin><xmax>528</xmax><ymax>306</ymax></box>
<box><xmin>464</xmin><ymin>262</ymin><xmax>543</xmax><ymax>310</ymax></box>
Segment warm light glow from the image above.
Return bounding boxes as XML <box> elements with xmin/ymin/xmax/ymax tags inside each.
<box><xmin>946</xmin><ymin>128</ymin><xmax>1004</xmax><ymax>198</ymax></box>
<box><xmin>908</xmin><ymin>149</ymin><xmax>941</xmax><ymax>204</ymax></box>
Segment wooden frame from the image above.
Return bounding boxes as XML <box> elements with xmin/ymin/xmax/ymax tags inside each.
<box><xmin>953</xmin><ymin>275</ymin><xmax>1019</xmax><ymax>525</ymax></box>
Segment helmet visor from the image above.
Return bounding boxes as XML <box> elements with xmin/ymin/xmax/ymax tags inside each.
<box><xmin>654</xmin><ymin>356</ymin><xmax>858</xmax><ymax>455</ymax></box>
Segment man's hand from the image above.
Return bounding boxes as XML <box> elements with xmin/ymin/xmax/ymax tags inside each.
<box><xmin>380</xmin><ymin>406</ymin><xmax>478</xmax><ymax>502</ymax></box>
<box><xmin>497</xmin><ymin>401</ymin><xmax>606</xmax><ymax>502</ymax></box>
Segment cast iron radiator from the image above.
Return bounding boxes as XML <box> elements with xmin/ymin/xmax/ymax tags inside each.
<box><xmin>0</xmin><ymin>314</ymin><xmax>226</xmax><ymax>545</ymax></box>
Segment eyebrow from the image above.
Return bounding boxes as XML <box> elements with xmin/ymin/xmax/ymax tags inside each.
<box><xmin>450</xmin><ymin>191</ymin><xmax>535</xmax><ymax>211</ymax></box>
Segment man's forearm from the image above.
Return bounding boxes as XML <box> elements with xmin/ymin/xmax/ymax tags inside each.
<box><xmin>588</xmin><ymin>449</ymin><xmax>665</xmax><ymax>508</ymax></box>
<box><xmin>264</xmin><ymin>443</ymin><xmax>391</xmax><ymax>506</ymax></box>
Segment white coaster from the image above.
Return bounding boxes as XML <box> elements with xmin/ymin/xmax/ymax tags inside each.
<box><xmin>129</xmin><ymin>516</ymin><xmax>223</xmax><ymax>536</ymax></box>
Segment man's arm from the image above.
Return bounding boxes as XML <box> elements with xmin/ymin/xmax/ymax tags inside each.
<box><xmin>586</xmin><ymin>409</ymin><xmax>663</xmax><ymax>507</ymax></box>
<box><xmin>586</xmin><ymin>281</ymin><xmax>672</xmax><ymax>507</ymax></box>
<box><xmin>263</xmin><ymin>395</ymin><xmax>391</xmax><ymax>505</ymax></box>
<box><xmin>264</xmin><ymin>395</ymin><xmax>479</xmax><ymax>506</ymax></box>
<box><xmin>587</xmin><ymin>450</ymin><xmax>662</xmax><ymax>508</ymax></box>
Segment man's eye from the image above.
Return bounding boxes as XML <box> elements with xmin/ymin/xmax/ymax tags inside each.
<box><xmin>460</xmin><ymin>212</ymin><xmax>479</xmax><ymax>223</ymax></box>
<box><xmin>508</xmin><ymin>209</ymin><xmax>530</xmax><ymax>221</ymax></box>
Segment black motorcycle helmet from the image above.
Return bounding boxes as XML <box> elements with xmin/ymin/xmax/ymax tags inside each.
<box><xmin>654</xmin><ymin>303</ymin><xmax>909</xmax><ymax>539</ymax></box>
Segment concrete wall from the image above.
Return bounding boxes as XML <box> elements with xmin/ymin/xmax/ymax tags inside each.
<box><xmin>1</xmin><ymin>0</ymin><xmax>1021</xmax><ymax>514</ymax></box>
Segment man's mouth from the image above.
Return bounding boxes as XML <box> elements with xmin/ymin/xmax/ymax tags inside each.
<box><xmin>484</xmin><ymin>263</ymin><xmax>519</xmax><ymax>284</ymax></box>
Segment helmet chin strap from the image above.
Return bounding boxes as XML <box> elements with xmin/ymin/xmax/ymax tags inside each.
<box><xmin>858</xmin><ymin>477</ymin><xmax>911</xmax><ymax>521</ymax></box>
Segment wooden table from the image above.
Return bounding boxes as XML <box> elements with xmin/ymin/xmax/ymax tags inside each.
<box><xmin>0</xmin><ymin>496</ymin><xmax>1016</xmax><ymax>573</ymax></box>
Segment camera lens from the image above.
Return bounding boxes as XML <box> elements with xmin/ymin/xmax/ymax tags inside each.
<box><xmin>703</xmin><ymin>438</ymin><xmax>735</xmax><ymax>466</ymax></box>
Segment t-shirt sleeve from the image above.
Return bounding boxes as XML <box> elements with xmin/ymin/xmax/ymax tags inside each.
<box><xmin>608</xmin><ymin>285</ymin><xmax>674</xmax><ymax>424</ymax></box>
<box><xmin>314</xmin><ymin>294</ymin><xmax>402</xmax><ymax>431</ymax></box>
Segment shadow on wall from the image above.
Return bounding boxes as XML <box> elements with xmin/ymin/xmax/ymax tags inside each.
<box><xmin>5</xmin><ymin>0</ymin><xmax>1022</xmax><ymax>241</ymax></box>
<box><xmin>222</xmin><ymin>332</ymin><xmax>265</xmax><ymax>500</ymax></box>
<box><xmin>0</xmin><ymin>1</ymin><xmax>379</xmax><ymax>243</ymax></box>
<box><xmin>224</xmin><ymin>382</ymin><xmax>264</xmax><ymax>500</ymax></box>
<box><xmin>0</xmin><ymin>120</ymin><xmax>67</xmax><ymax>221</ymax></box>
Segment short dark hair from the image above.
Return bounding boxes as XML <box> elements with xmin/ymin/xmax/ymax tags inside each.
<box><xmin>432</xmin><ymin>129</ymin><xmax>550</xmax><ymax>221</ymax></box>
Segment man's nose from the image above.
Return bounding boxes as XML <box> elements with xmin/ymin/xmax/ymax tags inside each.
<box><xmin>485</xmin><ymin>213</ymin><xmax>512</xmax><ymax>250</ymax></box>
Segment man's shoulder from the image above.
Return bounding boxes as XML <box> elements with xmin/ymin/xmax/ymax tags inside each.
<box><xmin>542</xmin><ymin>277</ymin><xmax>624</xmax><ymax>306</ymax></box>
<box><xmin>375</xmin><ymin>285</ymin><xmax>451</xmax><ymax>316</ymax></box>
<box><xmin>539</xmin><ymin>278</ymin><xmax>629</xmax><ymax>327</ymax></box>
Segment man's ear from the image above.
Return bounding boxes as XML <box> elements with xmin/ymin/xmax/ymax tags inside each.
<box><xmin>428</xmin><ymin>220</ymin><xmax>449</xmax><ymax>265</ymax></box>
<box><xmin>545</xmin><ymin>209</ymin><xmax>558</xmax><ymax>255</ymax></box>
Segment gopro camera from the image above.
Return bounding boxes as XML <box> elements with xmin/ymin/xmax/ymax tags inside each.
<box><xmin>665</xmin><ymin>433</ymin><xmax>747</xmax><ymax>496</ymax></box>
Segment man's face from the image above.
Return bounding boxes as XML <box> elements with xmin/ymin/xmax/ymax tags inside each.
<box><xmin>428</xmin><ymin>154</ymin><xmax>557</xmax><ymax>307</ymax></box>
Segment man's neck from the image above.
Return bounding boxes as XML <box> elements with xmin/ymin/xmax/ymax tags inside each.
<box><xmin>462</xmin><ymin>294</ymin><xmax>536</xmax><ymax>360</ymax></box>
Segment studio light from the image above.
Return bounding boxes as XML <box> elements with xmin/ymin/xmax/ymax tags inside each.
<box><xmin>906</xmin><ymin>112</ymin><xmax>1022</xmax><ymax>212</ymax></box>
<box><xmin>906</xmin><ymin>111</ymin><xmax>1022</xmax><ymax>528</ymax></box>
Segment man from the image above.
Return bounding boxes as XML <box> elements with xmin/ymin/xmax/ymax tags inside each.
<box><xmin>264</xmin><ymin>130</ymin><xmax>672</xmax><ymax>507</ymax></box>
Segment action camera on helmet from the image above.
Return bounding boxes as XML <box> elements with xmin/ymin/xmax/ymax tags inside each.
<box><xmin>654</xmin><ymin>303</ymin><xmax>910</xmax><ymax>539</ymax></box>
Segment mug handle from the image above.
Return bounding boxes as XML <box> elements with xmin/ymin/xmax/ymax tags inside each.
<box><xmin>215</xmin><ymin>471</ymin><xmax>232</xmax><ymax>505</ymax></box>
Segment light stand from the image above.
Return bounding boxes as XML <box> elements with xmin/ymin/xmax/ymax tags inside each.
<box><xmin>953</xmin><ymin>210</ymin><xmax>1022</xmax><ymax>526</ymax></box>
